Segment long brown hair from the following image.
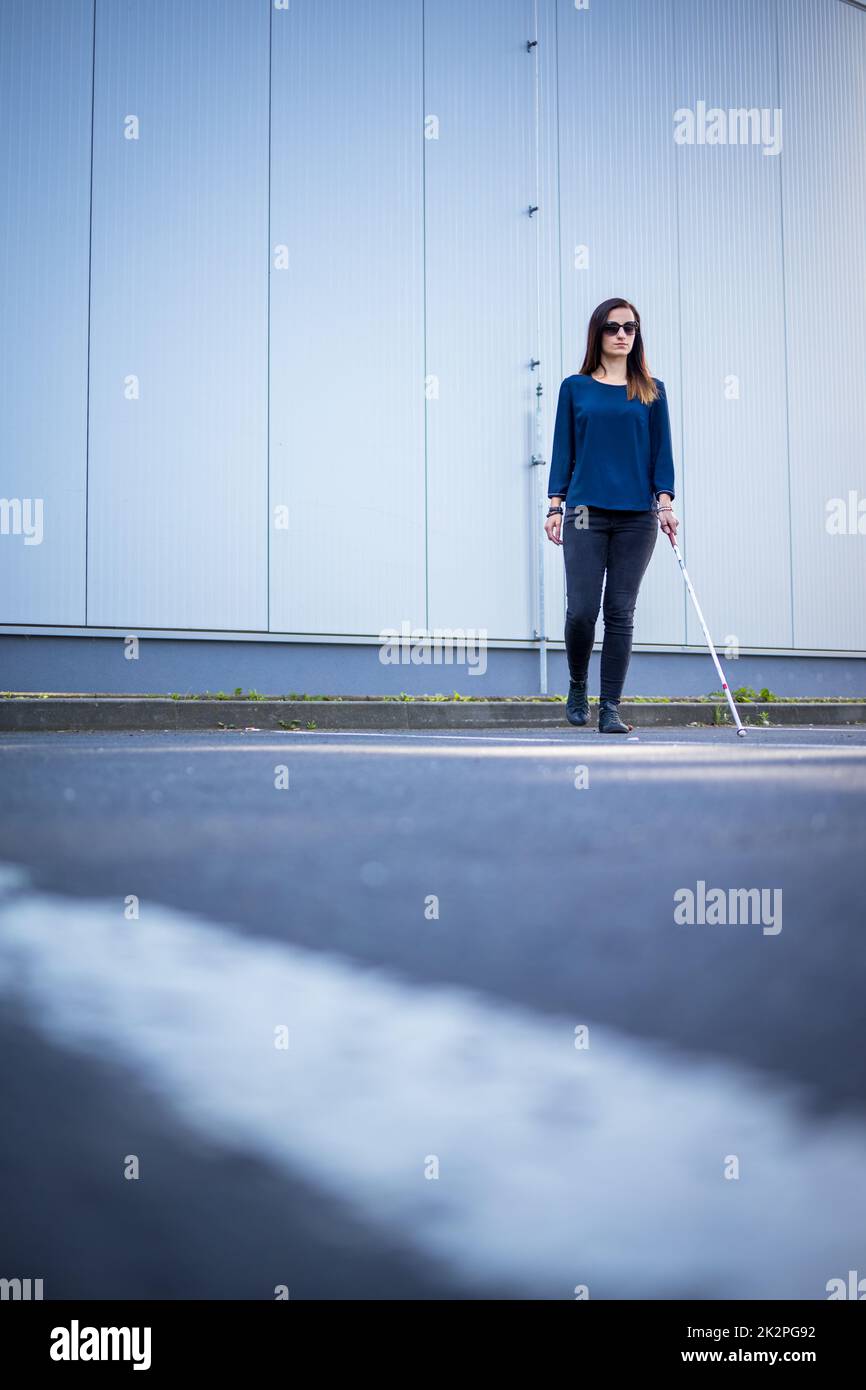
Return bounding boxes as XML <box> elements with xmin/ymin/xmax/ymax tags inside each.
<box><xmin>578</xmin><ymin>298</ymin><xmax>659</xmax><ymax>405</ymax></box>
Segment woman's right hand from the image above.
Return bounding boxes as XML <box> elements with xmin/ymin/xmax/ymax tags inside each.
<box><xmin>544</xmin><ymin>509</ymin><xmax>563</xmax><ymax>546</ymax></box>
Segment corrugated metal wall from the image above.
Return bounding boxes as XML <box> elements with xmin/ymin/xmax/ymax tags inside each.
<box><xmin>86</xmin><ymin>0</ymin><xmax>270</xmax><ymax>631</ymax></box>
<box><xmin>1</xmin><ymin>0</ymin><xmax>864</xmax><ymax>653</ymax></box>
<box><xmin>779</xmin><ymin>0</ymin><xmax>866</xmax><ymax>651</ymax></box>
<box><xmin>0</xmin><ymin>2</ymin><xmax>93</xmax><ymax>625</ymax></box>
<box><xmin>269</xmin><ymin>0</ymin><xmax>426</xmax><ymax>637</ymax></box>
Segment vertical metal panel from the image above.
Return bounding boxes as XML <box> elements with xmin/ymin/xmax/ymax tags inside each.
<box><xmin>424</xmin><ymin>0</ymin><xmax>537</xmax><ymax>640</ymax></box>
<box><xmin>86</xmin><ymin>0</ymin><xmax>269</xmax><ymax>630</ymax></box>
<box><xmin>676</xmin><ymin>0</ymin><xmax>792</xmax><ymax>652</ymax></box>
<box><xmin>779</xmin><ymin>0</ymin><xmax>866</xmax><ymax>651</ymax></box>
<box><xmin>0</xmin><ymin>1</ymin><xmax>92</xmax><ymax>625</ymax></box>
<box><xmin>536</xmin><ymin>0</ymin><xmax>568</xmax><ymax>646</ymax></box>
<box><xmin>269</xmin><ymin>0</ymin><xmax>425</xmax><ymax>638</ymax></box>
<box><xmin>554</xmin><ymin>0</ymin><xmax>685</xmax><ymax>648</ymax></box>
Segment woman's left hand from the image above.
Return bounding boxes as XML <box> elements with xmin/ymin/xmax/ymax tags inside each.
<box><xmin>657</xmin><ymin>500</ymin><xmax>679</xmax><ymax>544</ymax></box>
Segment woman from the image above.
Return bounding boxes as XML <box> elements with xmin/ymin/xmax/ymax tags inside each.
<box><xmin>545</xmin><ymin>299</ymin><xmax>679</xmax><ymax>733</ymax></box>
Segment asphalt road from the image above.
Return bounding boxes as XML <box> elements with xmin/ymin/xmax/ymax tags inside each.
<box><xmin>1</xmin><ymin>725</ymin><xmax>864</xmax><ymax>1299</ymax></box>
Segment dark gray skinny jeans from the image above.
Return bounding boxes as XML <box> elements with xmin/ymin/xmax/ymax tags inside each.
<box><xmin>562</xmin><ymin>504</ymin><xmax>659</xmax><ymax>704</ymax></box>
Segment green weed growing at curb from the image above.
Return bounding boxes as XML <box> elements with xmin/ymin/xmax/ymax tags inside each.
<box><xmin>708</xmin><ymin>685</ymin><xmax>778</xmax><ymax>703</ymax></box>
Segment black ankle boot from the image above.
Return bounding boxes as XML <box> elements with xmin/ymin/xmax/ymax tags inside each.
<box><xmin>598</xmin><ymin>699</ymin><xmax>633</xmax><ymax>734</ymax></box>
<box><xmin>566</xmin><ymin>677</ymin><xmax>590</xmax><ymax>726</ymax></box>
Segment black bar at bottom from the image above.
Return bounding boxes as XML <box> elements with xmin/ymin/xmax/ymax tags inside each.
<box><xmin>2</xmin><ymin>1298</ymin><xmax>861</xmax><ymax>1374</ymax></box>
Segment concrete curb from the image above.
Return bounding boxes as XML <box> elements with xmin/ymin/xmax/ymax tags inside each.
<box><xmin>1</xmin><ymin>698</ymin><xmax>864</xmax><ymax>732</ymax></box>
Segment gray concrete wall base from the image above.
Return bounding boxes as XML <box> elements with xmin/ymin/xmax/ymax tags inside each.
<box><xmin>1</xmin><ymin>634</ymin><xmax>864</xmax><ymax>699</ymax></box>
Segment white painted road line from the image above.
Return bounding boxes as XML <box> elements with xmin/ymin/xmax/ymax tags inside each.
<box><xmin>0</xmin><ymin>862</ymin><xmax>864</xmax><ymax>1298</ymax></box>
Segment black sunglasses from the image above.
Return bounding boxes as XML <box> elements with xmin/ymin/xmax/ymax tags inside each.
<box><xmin>601</xmin><ymin>320</ymin><xmax>639</xmax><ymax>336</ymax></box>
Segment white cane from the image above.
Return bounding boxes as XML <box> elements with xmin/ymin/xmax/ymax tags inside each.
<box><xmin>665</xmin><ymin>529</ymin><xmax>747</xmax><ymax>737</ymax></box>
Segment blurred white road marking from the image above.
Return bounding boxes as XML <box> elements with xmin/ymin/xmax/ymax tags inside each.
<box><xmin>0</xmin><ymin>863</ymin><xmax>864</xmax><ymax>1298</ymax></box>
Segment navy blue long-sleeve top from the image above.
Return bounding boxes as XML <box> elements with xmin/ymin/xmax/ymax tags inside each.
<box><xmin>547</xmin><ymin>373</ymin><xmax>676</xmax><ymax>509</ymax></box>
